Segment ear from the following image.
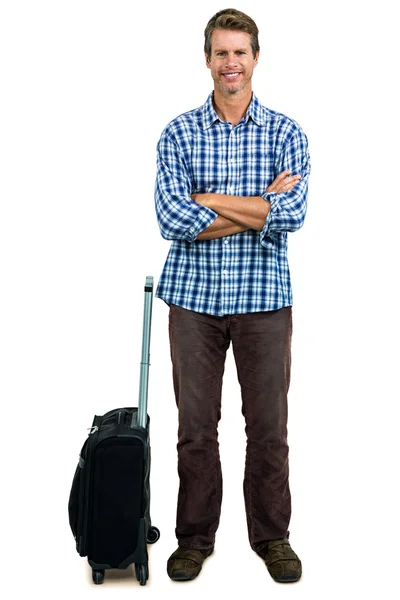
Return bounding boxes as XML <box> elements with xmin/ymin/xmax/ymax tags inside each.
<box><xmin>254</xmin><ymin>49</ymin><xmax>260</xmax><ymax>67</ymax></box>
<box><xmin>205</xmin><ymin>52</ymin><xmax>211</xmax><ymax>69</ymax></box>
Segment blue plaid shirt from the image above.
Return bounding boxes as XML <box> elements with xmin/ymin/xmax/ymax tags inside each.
<box><xmin>155</xmin><ymin>92</ymin><xmax>310</xmax><ymax>316</ymax></box>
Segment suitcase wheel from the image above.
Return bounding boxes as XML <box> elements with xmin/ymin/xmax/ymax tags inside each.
<box><xmin>135</xmin><ymin>563</ymin><xmax>148</xmax><ymax>586</ymax></box>
<box><xmin>147</xmin><ymin>526</ymin><xmax>160</xmax><ymax>544</ymax></box>
<box><xmin>92</xmin><ymin>569</ymin><xmax>105</xmax><ymax>585</ymax></box>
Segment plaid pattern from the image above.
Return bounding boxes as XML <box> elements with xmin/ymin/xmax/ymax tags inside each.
<box><xmin>155</xmin><ymin>93</ymin><xmax>310</xmax><ymax>316</ymax></box>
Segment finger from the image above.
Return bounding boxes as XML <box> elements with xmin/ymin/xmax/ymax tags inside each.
<box><xmin>283</xmin><ymin>175</ymin><xmax>301</xmax><ymax>185</ymax></box>
<box><xmin>268</xmin><ymin>176</ymin><xmax>301</xmax><ymax>194</ymax></box>
<box><xmin>277</xmin><ymin>170</ymin><xmax>292</xmax><ymax>179</ymax></box>
<box><xmin>266</xmin><ymin>171</ymin><xmax>290</xmax><ymax>191</ymax></box>
<box><xmin>274</xmin><ymin>180</ymin><xmax>301</xmax><ymax>194</ymax></box>
<box><xmin>279</xmin><ymin>180</ymin><xmax>301</xmax><ymax>193</ymax></box>
<box><xmin>272</xmin><ymin>170</ymin><xmax>291</xmax><ymax>186</ymax></box>
<box><xmin>266</xmin><ymin>171</ymin><xmax>298</xmax><ymax>192</ymax></box>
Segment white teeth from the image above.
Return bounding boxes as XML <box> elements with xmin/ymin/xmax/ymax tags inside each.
<box><xmin>224</xmin><ymin>73</ymin><xmax>240</xmax><ymax>78</ymax></box>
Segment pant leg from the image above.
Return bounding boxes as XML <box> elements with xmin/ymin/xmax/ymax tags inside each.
<box><xmin>230</xmin><ymin>307</ymin><xmax>293</xmax><ymax>549</ymax></box>
<box><xmin>169</xmin><ymin>304</ymin><xmax>230</xmax><ymax>549</ymax></box>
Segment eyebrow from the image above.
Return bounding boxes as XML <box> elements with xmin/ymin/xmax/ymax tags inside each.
<box><xmin>213</xmin><ymin>48</ymin><xmax>248</xmax><ymax>53</ymax></box>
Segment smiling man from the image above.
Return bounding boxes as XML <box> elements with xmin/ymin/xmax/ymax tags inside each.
<box><xmin>210</xmin><ymin>29</ymin><xmax>255</xmax><ymax>94</ymax></box>
<box><xmin>155</xmin><ymin>8</ymin><xmax>310</xmax><ymax>584</ymax></box>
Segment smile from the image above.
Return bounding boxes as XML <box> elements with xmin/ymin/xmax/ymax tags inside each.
<box><xmin>222</xmin><ymin>72</ymin><xmax>241</xmax><ymax>79</ymax></box>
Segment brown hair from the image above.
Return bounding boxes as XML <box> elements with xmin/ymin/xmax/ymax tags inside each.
<box><xmin>204</xmin><ymin>8</ymin><xmax>260</xmax><ymax>59</ymax></box>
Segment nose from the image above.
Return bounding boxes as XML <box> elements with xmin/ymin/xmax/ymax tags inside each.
<box><xmin>225</xmin><ymin>52</ymin><xmax>238</xmax><ymax>67</ymax></box>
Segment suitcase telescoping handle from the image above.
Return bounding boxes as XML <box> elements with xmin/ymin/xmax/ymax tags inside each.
<box><xmin>136</xmin><ymin>276</ymin><xmax>153</xmax><ymax>429</ymax></box>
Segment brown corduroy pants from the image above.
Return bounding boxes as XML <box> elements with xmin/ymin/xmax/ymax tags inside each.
<box><xmin>168</xmin><ymin>304</ymin><xmax>293</xmax><ymax>551</ymax></box>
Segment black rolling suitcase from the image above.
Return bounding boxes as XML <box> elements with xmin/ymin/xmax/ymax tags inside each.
<box><xmin>68</xmin><ymin>276</ymin><xmax>160</xmax><ymax>585</ymax></box>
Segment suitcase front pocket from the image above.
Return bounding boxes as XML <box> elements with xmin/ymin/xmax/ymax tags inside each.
<box><xmin>89</xmin><ymin>438</ymin><xmax>145</xmax><ymax>567</ymax></box>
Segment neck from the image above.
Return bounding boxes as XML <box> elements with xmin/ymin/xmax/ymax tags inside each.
<box><xmin>212</xmin><ymin>86</ymin><xmax>253</xmax><ymax>125</ymax></box>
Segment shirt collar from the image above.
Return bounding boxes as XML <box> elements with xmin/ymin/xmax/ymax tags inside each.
<box><xmin>201</xmin><ymin>92</ymin><xmax>267</xmax><ymax>129</ymax></box>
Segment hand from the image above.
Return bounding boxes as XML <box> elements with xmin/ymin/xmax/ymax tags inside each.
<box><xmin>266</xmin><ymin>170</ymin><xmax>301</xmax><ymax>194</ymax></box>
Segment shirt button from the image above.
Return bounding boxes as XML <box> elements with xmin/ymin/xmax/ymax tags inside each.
<box><xmin>224</xmin><ymin>239</ymin><xmax>229</xmax><ymax>244</ymax></box>
<box><xmin>223</xmin><ymin>270</ymin><xmax>228</xmax><ymax>276</ymax></box>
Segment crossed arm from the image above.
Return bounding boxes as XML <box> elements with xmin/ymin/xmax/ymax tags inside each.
<box><xmin>193</xmin><ymin>170</ymin><xmax>301</xmax><ymax>240</ymax></box>
<box><xmin>155</xmin><ymin>124</ymin><xmax>310</xmax><ymax>244</ymax></box>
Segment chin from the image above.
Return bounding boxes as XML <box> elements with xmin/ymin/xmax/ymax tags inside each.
<box><xmin>219</xmin><ymin>82</ymin><xmax>246</xmax><ymax>95</ymax></box>
<box><xmin>217</xmin><ymin>76</ymin><xmax>251</xmax><ymax>95</ymax></box>
<box><xmin>226</xmin><ymin>87</ymin><xmax>241</xmax><ymax>95</ymax></box>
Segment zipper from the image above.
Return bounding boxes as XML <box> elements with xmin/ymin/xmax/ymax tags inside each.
<box><xmin>81</xmin><ymin>424</ymin><xmax>100</xmax><ymax>556</ymax></box>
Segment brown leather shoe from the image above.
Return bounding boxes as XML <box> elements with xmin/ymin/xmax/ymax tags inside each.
<box><xmin>167</xmin><ymin>546</ymin><xmax>214</xmax><ymax>581</ymax></box>
<box><xmin>258</xmin><ymin>538</ymin><xmax>302</xmax><ymax>583</ymax></box>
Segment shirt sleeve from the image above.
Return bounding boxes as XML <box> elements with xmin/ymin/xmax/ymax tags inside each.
<box><xmin>260</xmin><ymin>123</ymin><xmax>311</xmax><ymax>248</ymax></box>
<box><xmin>155</xmin><ymin>130</ymin><xmax>218</xmax><ymax>242</ymax></box>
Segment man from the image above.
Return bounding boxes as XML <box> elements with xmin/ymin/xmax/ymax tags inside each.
<box><xmin>155</xmin><ymin>8</ymin><xmax>310</xmax><ymax>584</ymax></box>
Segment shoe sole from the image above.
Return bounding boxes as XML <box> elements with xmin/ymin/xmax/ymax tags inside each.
<box><xmin>168</xmin><ymin>567</ymin><xmax>202</xmax><ymax>582</ymax></box>
<box><xmin>271</xmin><ymin>571</ymin><xmax>302</xmax><ymax>583</ymax></box>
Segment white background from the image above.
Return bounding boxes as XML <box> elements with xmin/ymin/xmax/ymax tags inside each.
<box><xmin>1</xmin><ymin>0</ymin><xmax>399</xmax><ymax>598</ymax></box>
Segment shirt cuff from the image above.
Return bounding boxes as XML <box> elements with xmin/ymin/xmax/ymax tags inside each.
<box><xmin>187</xmin><ymin>206</ymin><xmax>218</xmax><ymax>242</ymax></box>
<box><xmin>259</xmin><ymin>192</ymin><xmax>279</xmax><ymax>248</ymax></box>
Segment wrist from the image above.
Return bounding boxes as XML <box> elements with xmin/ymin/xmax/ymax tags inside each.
<box><xmin>206</xmin><ymin>193</ymin><xmax>215</xmax><ymax>210</ymax></box>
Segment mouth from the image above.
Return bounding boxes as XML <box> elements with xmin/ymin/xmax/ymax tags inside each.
<box><xmin>221</xmin><ymin>72</ymin><xmax>241</xmax><ymax>80</ymax></box>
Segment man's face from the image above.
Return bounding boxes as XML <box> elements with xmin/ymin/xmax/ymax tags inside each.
<box><xmin>205</xmin><ymin>29</ymin><xmax>259</xmax><ymax>96</ymax></box>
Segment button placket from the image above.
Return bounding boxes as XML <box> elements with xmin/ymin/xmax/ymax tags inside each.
<box><xmin>227</xmin><ymin>126</ymin><xmax>239</xmax><ymax>196</ymax></box>
<box><xmin>221</xmin><ymin>228</ymin><xmax>231</xmax><ymax>314</ymax></box>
